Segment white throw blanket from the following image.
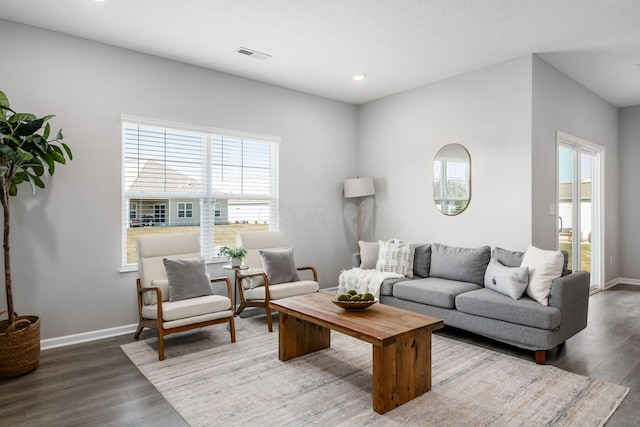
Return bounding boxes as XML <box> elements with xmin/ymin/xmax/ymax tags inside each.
<box><xmin>338</xmin><ymin>268</ymin><xmax>404</xmax><ymax>298</ymax></box>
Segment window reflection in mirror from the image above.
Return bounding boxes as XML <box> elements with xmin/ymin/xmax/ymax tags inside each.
<box><xmin>434</xmin><ymin>144</ymin><xmax>471</xmax><ymax>215</ymax></box>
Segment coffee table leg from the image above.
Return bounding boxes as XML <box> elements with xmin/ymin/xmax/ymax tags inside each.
<box><xmin>278</xmin><ymin>312</ymin><xmax>330</xmax><ymax>361</ymax></box>
<box><xmin>372</xmin><ymin>329</ymin><xmax>431</xmax><ymax>414</ymax></box>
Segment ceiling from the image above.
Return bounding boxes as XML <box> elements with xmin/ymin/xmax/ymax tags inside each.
<box><xmin>1</xmin><ymin>0</ymin><xmax>639</xmax><ymax>106</ymax></box>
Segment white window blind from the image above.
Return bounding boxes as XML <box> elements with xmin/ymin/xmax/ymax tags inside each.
<box><xmin>122</xmin><ymin>118</ymin><xmax>278</xmax><ymax>268</ymax></box>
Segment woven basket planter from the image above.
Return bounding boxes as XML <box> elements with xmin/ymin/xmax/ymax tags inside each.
<box><xmin>0</xmin><ymin>314</ymin><xmax>41</xmax><ymax>378</ymax></box>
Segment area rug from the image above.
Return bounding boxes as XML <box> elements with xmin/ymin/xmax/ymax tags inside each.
<box><xmin>121</xmin><ymin>318</ymin><xmax>628</xmax><ymax>426</ymax></box>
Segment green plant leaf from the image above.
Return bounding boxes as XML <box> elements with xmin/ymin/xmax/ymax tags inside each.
<box><xmin>0</xmin><ymin>144</ymin><xmax>18</xmax><ymax>162</ymax></box>
<box><xmin>9</xmin><ymin>181</ymin><xmax>17</xmax><ymax>196</ymax></box>
<box><xmin>13</xmin><ymin>113</ymin><xmax>37</xmax><ymax>122</ymax></box>
<box><xmin>29</xmin><ymin>173</ymin><xmax>45</xmax><ymax>189</ymax></box>
<box><xmin>0</xmin><ymin>166</ymin><xmax>8</xmax><ymax>177</ymax></box>
<box><xmin>0</xmin><ymin>90</ymin><xmax>9</xmax><ymax>109</ymax></box>
<box><xmin>61</xmin><ymin>142</ymin><xmax>73</xmax><ymax>160</ymax></box>
<box><xmin>41</xmin><ymin>114</ymin><xmax>55</xmax><ymax>122</ymax></box>
<box><xmin>17</xmin><ymin>148</ymin><xmax>34</xmax><ymax>161</ymax></box>
<box><xmin>43</xmin><ymin>122</ymin><xmax>51</xmax><ymax>140</ymax></box>
<box><xmin>15</xmin><ymin>118</ymin><xmax>43</xmax><ymax>136</ymax></box>
<box><xmin>50</xmin><ymin>145</ymin><xmax>66</xmax><ymax>164</ymax></box>
<box><xmin>55</xmin><ymin>129</ymin><xmax>63</xmax><ymax>141</ymax></box>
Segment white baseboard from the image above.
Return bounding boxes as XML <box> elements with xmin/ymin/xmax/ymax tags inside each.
<box><xmin>41</xmin><ymin>323</ymin><xmax>138</xmax><ymax>350</ymax></box>
<box><xmin>605</xmin><ymin>277</ymin><xmax>640</xmax><ymax>289</ymax></box>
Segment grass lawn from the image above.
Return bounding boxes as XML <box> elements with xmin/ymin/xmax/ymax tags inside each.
<box><xmin>126</xmin><ymin>223</ymin><xmax>269</xmax><ymax>264</ymax></box>
<box><xmin>559</xmin><ymin>241</ymin><xmax>592</xmax><ymax>272</ymax></box>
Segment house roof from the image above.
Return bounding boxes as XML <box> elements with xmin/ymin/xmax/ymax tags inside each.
<box><xmin>124</xmin><ymin>160</ymin><xmax>201</xmax><ymax>194</ymax></box>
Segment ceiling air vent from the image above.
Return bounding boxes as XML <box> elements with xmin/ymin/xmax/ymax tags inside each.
<box><xmin>235</xmin><ymin>47</ymin><xmax>271</xmax><ymax>60</ymax></box>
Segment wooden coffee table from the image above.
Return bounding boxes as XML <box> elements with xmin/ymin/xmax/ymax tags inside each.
<box><xmin>269</xmin><ymin>292</ymin><xmax>444</xmax><ymax>414</ymax></box>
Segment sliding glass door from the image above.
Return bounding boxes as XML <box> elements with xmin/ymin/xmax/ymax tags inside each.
<box><xmin>557</xmin><ymin>133</ymin><xmax>602</xmax><ymax>289</ymax></box>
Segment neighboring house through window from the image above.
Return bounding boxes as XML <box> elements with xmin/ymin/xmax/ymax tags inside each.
<box><xmin>177</xmin><ymin>202</ymin><xmax>193</xmax><ymax>218</ymax></box>
<box><xmin>122</xmin><ymin>116</ymin><xmax>279</xmax><ymax>268</ymax></box>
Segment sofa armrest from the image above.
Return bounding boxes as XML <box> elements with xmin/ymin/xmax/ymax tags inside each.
<box><xmin>548</xmin><ymin>270</ymin><xmax>590</xmax><ymax>342</ymax></box>
<box><xmin>352</xmin><ymin>253</ymin><xmax>361</xmax><ymax>268</ymax></box>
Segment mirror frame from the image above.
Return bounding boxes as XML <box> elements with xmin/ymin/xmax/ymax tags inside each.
<box><xmin>433</xmin><ymin>143</ymin><xmax>471</xmax><ymax>216</ymax></box>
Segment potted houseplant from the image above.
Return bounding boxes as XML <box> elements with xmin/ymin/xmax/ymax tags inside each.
<box><xmin>0</xmin><ymin>90</ymin><xmax>72</xmax><ymax>378</ymax></box>
<box><xmin>219</xmin><ymin>246</ymin><xmax>248</xmax><ymax>268</ymax></box>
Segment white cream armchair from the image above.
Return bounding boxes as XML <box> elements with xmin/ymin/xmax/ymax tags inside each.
<box><xmin>135</xmin><ymin>233</ymin><xmax>236</xmax><ymax>360</ymax></box>
<box><xmin>235</xmin><ymin>231</ymin><xmax>319</xmax><ymax>331</ymax></box>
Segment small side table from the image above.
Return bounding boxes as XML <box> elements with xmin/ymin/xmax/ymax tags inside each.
<box><xmin>223</xmin><ymin>265</ymin><xmax>249</xmax><ymax>329</ymax></box>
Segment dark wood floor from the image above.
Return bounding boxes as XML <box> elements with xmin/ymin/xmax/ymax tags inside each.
<box><xmin>1</xmin><ymin>284</ymin><xmax>639</xmax><ymax>426</ymax></box>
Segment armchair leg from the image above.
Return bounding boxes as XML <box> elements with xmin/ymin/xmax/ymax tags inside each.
<box><xmin>535</xmin><ymin>350</ymin><xmax>547</xmax><ymax>365</ymax></box>
<box><xmin>266</xmin><ymin>307</ymin><xmax>273</xmax><ymax>332</ymax></box>
<box><xmin>134</xmin><ymin>324</ymin><xmax>145</xmax><ymax>340</ymax></box>
<box><xmin>229</xmin><ymin>317</ymin><xmax>236</xmax><ymax>343</ymax></box>
<box><xmin>158</xmin><ymin>331</ymin><xmax>165</xmax><ymax>361</ymax></box>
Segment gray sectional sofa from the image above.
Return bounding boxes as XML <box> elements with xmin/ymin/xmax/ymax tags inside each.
<box><xmin>354</xmin><ymin>243</ymin><xmax>590</xmax><ymax>364</ymax></box>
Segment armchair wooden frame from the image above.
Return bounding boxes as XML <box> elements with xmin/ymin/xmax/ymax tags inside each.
<box><xmin>235</xmin><ymin>266</ymin><xmax>318</xmax><ymax>332</ymax></box>
<box><xmin>134</xmin><ymin>276</ymin><xmax>236</xmax><ymax>361</ymax></box>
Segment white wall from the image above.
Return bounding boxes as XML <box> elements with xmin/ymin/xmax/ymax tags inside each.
<box><xmin>0</xmin><ymin>21</ymin><xmax>357</xmax><ymax>339</ymax></box>
<box><xmin>357</xmin><ymin>56</ymin><xmax>533</xmax><ymax>251</ymax></box>
<box><xmin>531</xmin><ymin>55</ymin><xmax>619</xmax><ymax>281</ymax></box>
<box><xmin>618</xmin><ymin>105</ymin><xmax>640</xmax><ymax>280</ymax></box>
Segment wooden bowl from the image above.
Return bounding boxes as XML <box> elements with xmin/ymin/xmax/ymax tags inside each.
<box><xmin>332</xmin><ymin>299</ymin><xmax>377</xmax><ymax>311</ymax></box>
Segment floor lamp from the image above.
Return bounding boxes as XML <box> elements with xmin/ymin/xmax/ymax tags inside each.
<box><xmin>344</xmin><ymin>177</ymin><xmax>376</xmax><ymax>244</ymax></box>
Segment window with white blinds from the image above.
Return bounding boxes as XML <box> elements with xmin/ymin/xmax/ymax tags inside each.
<box><xmin>122</xmin><ymin>117</ymin><xmax>278</xmax><ymax>268</ymax></box>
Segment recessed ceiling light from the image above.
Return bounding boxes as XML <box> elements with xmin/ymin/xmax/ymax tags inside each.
<box><xmin>353</xmin><ymin>74</ymin><xmax>367</xmax><ymax>81</ymax></box>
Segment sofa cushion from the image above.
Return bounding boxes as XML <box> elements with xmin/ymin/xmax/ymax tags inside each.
<box><xmin>430</xmin><ymin>243</ymin><xmax>491</xmax><ymax>285</ymax></box>
<box><xmin>455</xmin><ymin>288</ymin><xmax>561</xmax><ymax>330</ymax></box>
<box><xmin>492</xmin><ymin>247</ymin><xmax>525</xmax><ymax>267</ymax></box>
<box><xmin>376</xmin><ymin>239</ymin><xmax>416</xmax><ymax>277</ymax></box>
<box><xmin>413</xmin><ymin>244</ymin><xmax>432</xmax><ymax>278</ymax></box>
<box><xmin>379</xmin><ymin>276</ymin><xmax>411</xmax><ymax>296</ymax></box>
<box><xmin>393</xmin><ymin>277</ymin><xmax>482</xmax><ymax>309</ymax></box>
<box><xmin>484</xmin><ymin>259</ymin><xmax>529</xmax><ymax>300</ymax></box>
<box><xmin>358</xmin><ymin>240</ymin><xmax>380</xmax><ymax>269</ymax></box>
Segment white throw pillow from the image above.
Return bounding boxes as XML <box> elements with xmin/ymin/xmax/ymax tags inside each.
<box><xmin>484</xmin><ymin>259</ymin><xmax>529</xmax><ymax>300</ymax></box>
<box><xmin>521</xmin><ymin>245</ymin><xmax>564</xmax><ymax>305</ymax></box>
<box><xmin>358</xmin><ymin>240</ymin><xmax>380</xmax><ymax>269</ymax></box>
<box><xmin>376</xmin><ymin>239</ymin><xmax>416</xmax><ymax>277</ymax></box>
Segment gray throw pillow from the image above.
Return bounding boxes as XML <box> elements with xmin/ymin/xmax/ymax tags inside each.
<box><xmin>484</xmin><ymin>258</ymin><xmax>529</xmax><ymax>300</ymax></box>
<box><xmin>259</xmin><ymin>248</ymin><xmax>300</xmax><ymax>285</ymax></box>
<box><xmin>413</xmin><ymin>244</ymin><xmax>432</xmax><ymax>278</ymax></box>
<box><xmin>358</xmin><ymin>240</ymin><xmax>380</xmax><ymax>269</ymax></box>
<box><xmin>430</xmin><ymin>243</ymin><xmax>491</xmax><ymax>285</ymax></box>
<box><xmin>163</xmin><ymin>257</ymin><xmax>213</xmax><ymax>302</ymax></box>
<box><xmin>492</xmin><ymin>247</ymin><xmax>525</xmax><ymax>267</ymax></box>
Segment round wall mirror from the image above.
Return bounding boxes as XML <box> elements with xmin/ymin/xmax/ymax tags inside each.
<box><xmin>433</xmin><ymin>144</ymin><xmax>471</xmax><ymax>215</ymax></box>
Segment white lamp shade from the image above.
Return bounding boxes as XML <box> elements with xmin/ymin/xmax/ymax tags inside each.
<box><xmin>344</xmin><ymin>177</ymin><xmax>375</xmax><ymax>198</ymax></box>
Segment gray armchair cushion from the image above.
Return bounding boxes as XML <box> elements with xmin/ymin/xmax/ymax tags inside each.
<box><xmin>430</xmin><ymin>243</ymin><xmax>491</xmax><ymax>285</ymax></box>
<box><xmin>259</xmin><ymin>248</ymin><xmax>300</xmax><ymax>285</ymax></box>
<box><xmin>163</xmin><ymin>258</ymin><xmax>213</xmax><ymax>302</ymax></box>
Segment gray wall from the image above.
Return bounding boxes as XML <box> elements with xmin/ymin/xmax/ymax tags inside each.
<box><xmin>531</xmin><ymin>55</ymin><xmax>619</xmax><ymax>282</ymax></box>
<box><xmin>357</xmin><ymin>56</ymin><xmax>533</xmax><ymax>251</ymax></box>
<box><xmin>618</xmin><ymin>105</ymin><xmax>640</xmax><ymax>280</ymax></box>
<box><xmin>0</xmin><ymin>21</ymin><xmax>357</xmax><ymax>339</ymax></box>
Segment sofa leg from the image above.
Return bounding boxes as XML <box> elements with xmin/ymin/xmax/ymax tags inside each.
<box><xmin>535</xmin><ymin>350</ymin><xmax>547</xmax><ymax>365</ymax></box>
